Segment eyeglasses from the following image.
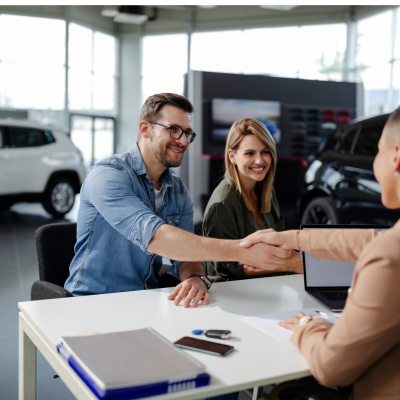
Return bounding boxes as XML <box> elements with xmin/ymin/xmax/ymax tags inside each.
<box><xmin>148</xmin><ymin>121</ymin><xmax>196</xmax><ymax>144</ymax></box>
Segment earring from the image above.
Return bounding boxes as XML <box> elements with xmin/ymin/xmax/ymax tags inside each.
<box><xmin>395</xmin><ymin>171</ymin><xmax>399</xmax><ymax>177</ymax></box>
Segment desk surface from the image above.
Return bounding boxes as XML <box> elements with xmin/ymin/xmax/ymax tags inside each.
<box><xmin>18</xmin><ymin>275</ymin><xmax>330</xmax><ymax>399</ymax></box>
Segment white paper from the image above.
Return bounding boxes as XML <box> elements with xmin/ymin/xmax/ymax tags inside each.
<box><xmin>241</xmin><ymin>308</ymin><xmax>339</xmax><ymax>341</ymax></box>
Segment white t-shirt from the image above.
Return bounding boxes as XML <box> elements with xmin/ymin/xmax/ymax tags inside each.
<box><xmin>154</xmin><ymin>186</ymin><xmax>163</xmax><ymax>211</ymax></box>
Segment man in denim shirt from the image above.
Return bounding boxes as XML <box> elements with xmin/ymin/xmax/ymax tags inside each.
<box><xmin>65</xmin><ymin>93</ymin><xmax>290</xmax><ymax>307</ymax></box>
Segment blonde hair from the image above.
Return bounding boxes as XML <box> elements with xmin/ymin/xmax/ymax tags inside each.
<box><xmin>224</xmin><ymin>118</ymin><xmax>277</xmax><ymax>214</ymax></box>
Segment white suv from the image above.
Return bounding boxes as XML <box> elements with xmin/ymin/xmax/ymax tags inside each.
<box><xmin>0</xmin><ymin>119</ymin><xmax>86</xmax><ymax>217</ymax></box>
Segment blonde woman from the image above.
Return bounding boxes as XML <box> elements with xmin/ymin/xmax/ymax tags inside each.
<box><xmin>203</xmin><ymin>118</ymin><xmax>302</xmax><ymax>281</ymax></box>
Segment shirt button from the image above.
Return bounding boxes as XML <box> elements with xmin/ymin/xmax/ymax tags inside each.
<box><xmin>136</xmin><ymin>238</ymin><xmax>139</xmax><ymax>241</ymax></box>
<box><xmin>150</xmin><ymin>188</ymin><xmax>153</xmax><ymax>191</ymax></box>
<box><xmin>176</xmin><ymin>220</ymin><xmax>178</xmax><ymax>223</ymax></box>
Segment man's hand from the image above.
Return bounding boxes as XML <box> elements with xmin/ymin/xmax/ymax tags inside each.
<box><xmin>167</xmin><ymin>277</ymin><xmax>210</xmax><ymax>308</ymax></box>
<box><xmin>239</xmin><ymin>241</ymin><xmax>291</xmax><ymax>271</ymax></box>
<box><xmin>240</xmin><ymin>229</ymin><xmax>290</xmax><ymax>250</ymax></box>
<box><xmin>244</xmin><ymin>250</ymin><xmax>303</xmax><ymax>273</ymax></box>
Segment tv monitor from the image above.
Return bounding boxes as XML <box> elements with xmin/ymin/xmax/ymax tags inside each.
<box><xmin>211</xmin><ymin>98</ymin><xmax>281</xmax><ymax>144</ymax></box>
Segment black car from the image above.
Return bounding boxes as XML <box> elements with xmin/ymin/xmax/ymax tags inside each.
<box><xmin>298</xmin><ymin>113</ymin><xmax>400</xmax><ymax>226</ymax></box>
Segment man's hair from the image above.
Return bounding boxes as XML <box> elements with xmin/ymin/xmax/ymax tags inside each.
<box><xmin>385</xmin><ymin>107</ymin><xmax>400</xmax><ymax>145</ymax></box>
<box><xmin>139</xmin><ymin>93</ymin><xmax>194</xmax><ymax>123</ymax></box>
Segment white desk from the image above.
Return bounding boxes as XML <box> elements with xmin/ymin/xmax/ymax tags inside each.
<box><xmin>18</xmin><ymin>275</ymin><xmax>330</xmax><ymax>400</ymax></box>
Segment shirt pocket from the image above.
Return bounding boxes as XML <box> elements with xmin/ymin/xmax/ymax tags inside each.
<box><xmin>165</xmin><ymin>213</ymin><xmax>180</xmax><ymax>227</ymax></box>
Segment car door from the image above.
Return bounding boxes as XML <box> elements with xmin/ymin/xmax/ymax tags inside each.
<box><xmin>340</xmin><ymin>119</ymin><xmax>387</xmax><ymax>224</ymax></box>
<box><xmin>0</xmin><ymin>126</ymin><xmax>10</xmax><ymax>195</ymax></box>
<box><xmin>6</xmin><ymin>126</ymin><xmax>49</xmax><ymax>194</ymax></box>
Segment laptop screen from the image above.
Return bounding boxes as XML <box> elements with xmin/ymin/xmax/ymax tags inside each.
<box><xmin>302</xmin><ymin>225</ymin><xmax>390</xmax><ymax>289</ymax></box>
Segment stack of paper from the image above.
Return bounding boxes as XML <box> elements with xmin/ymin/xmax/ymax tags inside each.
<box><xmin>241</xmin><ymin>308</ymin><xmax>339</xmax><ymax>341</ymax></box>
<box><xmin>57</xmin><ymin>328</ymin><xmax>210</xmax><ymax>400</ymax></box>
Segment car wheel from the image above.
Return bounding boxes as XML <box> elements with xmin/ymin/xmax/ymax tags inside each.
<box><xmin>301</xmin><ymin>197</ymin><xmax>339</xmax><ymax>225</ymax></box>
<box><xmin>43</xmin><ymin>178</ymin><xmax>76</xmax><ymax>217</ymax></box>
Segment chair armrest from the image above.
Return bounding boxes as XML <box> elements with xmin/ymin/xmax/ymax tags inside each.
<box><xmin>31</xmin><ymin>280</ymin><xmax>73</xmax><ymax>301</ymax></box>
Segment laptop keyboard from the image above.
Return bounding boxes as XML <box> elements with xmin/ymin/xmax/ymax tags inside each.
<box><xmin>321</xmin><ymin>292</ymin><xmax>347</xmax><ymax>301</ymax></box>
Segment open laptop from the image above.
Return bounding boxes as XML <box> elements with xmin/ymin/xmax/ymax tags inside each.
<box><xmin>301</xmin><ymin>224</ymin><xmax>390</xmax><ymax>311</ymax></box>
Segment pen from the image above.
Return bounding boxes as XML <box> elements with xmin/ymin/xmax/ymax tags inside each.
<box><xmin>315</xmin><ymin>310</ymin><xmax>339</xmax><ymax>320</ymax></box>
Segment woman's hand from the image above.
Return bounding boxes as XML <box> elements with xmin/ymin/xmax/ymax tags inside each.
<box><xmin>240</xmin><ymin>229</ymin><xmax>293</xmax><ymax>250</ymax></box>
<box><xmin>277</xmin><ymin>311</ymin><xmax>306</xmax><ymax>333</ymax></box>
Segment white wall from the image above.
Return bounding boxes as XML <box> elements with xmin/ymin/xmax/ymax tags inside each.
<box><xmin>117</xmin><ymin>32</ymin><xmax>142</xmax><ymax>153</ymax></box>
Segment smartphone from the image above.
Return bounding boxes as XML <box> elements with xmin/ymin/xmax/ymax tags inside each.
<box><xmin>174</xmin><ymin>336</ymin><xmax>234</xmax><ymax>356</ymax></box>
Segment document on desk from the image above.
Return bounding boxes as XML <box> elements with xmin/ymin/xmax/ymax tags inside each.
<box><xmin>241</xmin><ymin>308</ymin><xmax>338</xmax><ymax>341</ymax></box>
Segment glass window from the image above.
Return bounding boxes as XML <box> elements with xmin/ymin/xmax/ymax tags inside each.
<box><xmin>69</xmin><ymin>69</ymin><xmax>92</xmax><ymax>110</ymax></box>
<box><xmin>242</xmin><ymin>27</ymin><xmax>300</xmax><ymax>77</ymax></box>
<box><xmin>353</xmin><ymin>121</ymin><xmax>384</xmax><ymax>157</ymax></box>
<box><xmin>339</xmin><ymin>125</ymin><xmax>359</xmax><ymax>154</ymax></box>
<box><xmin>94</xmin><ymin>31</ymin><xmax>115</xmax><ymax>76</ymax></box>
<box><xmin>396</xmin><ymin>7</ymin><xmax>400</xmax><ymax>60</ymax></box>
<box><xmin>393</xmin><ymin>60</ymin><xmax>400</xmax><ymax>110</ymax></box>
<box><xmin>356</xmin><ymin>10</ymin><xmax>392</xmax><ymax>67</ymax></box>
<box><xmin>93</xmin><ymin>75</ymin><xmax>115</xmax><ymax>111</ymax></box>
<box><xmin>68</xmin><ymin>23</ymin><xmax>93</xmax><ymax>71</ymax></box>
<box><xmin>0</xmin><ymin>14</ymin><xmax>65</xmax><ymax>110</ymax></box>
<box><xmin>70</xmin><ymin>115</ymin><xmax>93</xmax><ymax>170</ymax></box>
<box><xmin>191</xmin><ymin>30</ymin><xmax>243</xmax><ymax>73</ymax></box>
<box><xmin>44</xmin><ymin>130</ymin><xmax>56</xmax><ymax>144</ymax></box>
<box><xmin>297</xmin><ymin>24</ymin><xmax>347</xmax><ymax>81</ymax></box>
<box><xmin>142</xmin><ymin>34</ymin><xmax>187</xmax><ymax>103</ymax></box>
<box><xmin>0</xmin><ymin>14</ymin><xmax>65</xmax><ymax>65</ymax></box>
<box><xmin>357</xmin><ymin>64</ymin><xmax>391</xmax><ymax>116</ymax></box>
<box><xmin>0</xmin><ymin>63</ymin><xmax>65</xmax><ymax>109</ymax></box>
<box><xmin>9</xmin><ymin>127</ymin><xmax>45</xmax><ymax>148</ymax></box>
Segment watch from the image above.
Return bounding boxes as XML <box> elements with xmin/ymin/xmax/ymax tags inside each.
<box><xmin>298</xmin><ymin>314</ymin><xmax>315</xmax><ymax>326</ymax></box>
<box><xmin>186</xmin><ymin>274</ymin><xmax>212</xmax><ymax>290</ymax></box>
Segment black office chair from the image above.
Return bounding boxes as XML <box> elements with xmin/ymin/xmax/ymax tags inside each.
<box><xmin>31</xmin><ymin>222</ymin><xmax>76</xmax><ymax>300</ymax></box>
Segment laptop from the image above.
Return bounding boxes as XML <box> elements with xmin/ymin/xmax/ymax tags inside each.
<box><xmin>301</xmin><ymin>224</ymin><xmax>390</xmax><ymax>312</ymax></box>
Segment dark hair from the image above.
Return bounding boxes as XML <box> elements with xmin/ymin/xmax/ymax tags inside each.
<box><xmin>139</xmin><ymin>93</ymin><xmax>194</xmax><ymax>122</ymax></box>
<box><xmin>387</xmin><ymin>107</ymin><xmax>400</xmax><ymax>127</ymax></box>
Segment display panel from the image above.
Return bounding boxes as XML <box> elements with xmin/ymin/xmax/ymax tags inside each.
<box><xmin>211</xmin><ymin>98</ymin><xmax>281</xmax><ymax>144</ymax></box>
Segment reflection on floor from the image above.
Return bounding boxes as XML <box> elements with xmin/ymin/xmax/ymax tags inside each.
<box><xmin>0</xmin><ymin>196</ymin><xmax>269</xmax><ymax>400</ymax></box>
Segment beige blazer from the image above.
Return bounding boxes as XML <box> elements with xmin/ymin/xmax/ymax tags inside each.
<box><xmin>291</xmin><ymin>222</ymin><xmax>400</xmax><ymax>400</ymax></box>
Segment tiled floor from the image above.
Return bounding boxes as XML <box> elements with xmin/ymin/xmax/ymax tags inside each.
<box><xmin>0</xmin><ymin>197</ymin><xmax>80</xmax><ymax>400</ymax></box>
<box><xmin>0</xmin><ymin>196</ymin><xmax>271</xmax><ymax>400</ymax></box>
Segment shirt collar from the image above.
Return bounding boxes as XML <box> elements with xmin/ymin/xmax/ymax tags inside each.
<box><xmin>130</xmin><ymin>142</ymin><xmax>174</xmax><ymax>187</ymax></box>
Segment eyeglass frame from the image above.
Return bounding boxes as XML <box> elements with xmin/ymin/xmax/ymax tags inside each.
<box><xmin>148</xmin><ymin>121</ymin><xmax>196</xmax><ymax>144</ymax></box>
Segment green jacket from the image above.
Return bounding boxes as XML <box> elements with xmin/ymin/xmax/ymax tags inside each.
<box><xmin>203</xmin><ymin>177</ymin><xmax>285</xmax><ymax>280</ymax></box>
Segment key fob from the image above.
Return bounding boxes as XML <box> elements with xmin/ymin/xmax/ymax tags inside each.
<box><xmin>205</xmin><ymin>330</ymin><xmax>231</xmax><ymax>339</ymax></box>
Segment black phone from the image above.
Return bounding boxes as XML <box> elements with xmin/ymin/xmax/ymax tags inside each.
<box><xmin>174</xmin><ymin>336</ymin><xmax>234</xmax><ymax>356</ymax></box>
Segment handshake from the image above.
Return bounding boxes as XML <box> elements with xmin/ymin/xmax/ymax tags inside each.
<box><xmin>237</xmin><ymin>229</ymin><xmax>307</xmax><ymax>274</ymax></box>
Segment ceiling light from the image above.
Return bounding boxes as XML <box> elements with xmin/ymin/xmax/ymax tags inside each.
<box><xmin>101</xmin><ymin>6</ymin><xmax>119</xmax><ymax>17</ymax></box>
<box><xmin>114</xmin><ymin>13</ymin><xmax>149</xmax><ymax>24</ymax></box>
<box><xmin>260</xmin><ymin>5</ymin><xmax>298</xmax><ymax>11</ymax></box>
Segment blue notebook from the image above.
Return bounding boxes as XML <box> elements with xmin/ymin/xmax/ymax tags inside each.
<box><xmin>57</xmin><ymin>328</ymin><xmax>210</xmax><ymax>400</ymax></box>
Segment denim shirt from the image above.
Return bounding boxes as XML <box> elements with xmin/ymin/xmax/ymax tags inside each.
<box><xmin>65</xmin><ymin>142</ymin><xmax>199</xmax><ymax>296</ymax></box>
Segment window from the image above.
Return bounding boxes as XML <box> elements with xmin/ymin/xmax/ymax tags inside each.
<box><xmin>353</xmin><ymin>121</ymin><xmax>384</xmax><ymax>157</ymax></box>
<box><xmin>68</xmin><ymin>23</ymin><xmax>116</xmax><ymax>113</ymax></box>
<box><xmin>9</xmin><ymin>127</ymin><xmax>46</xmax><ymax>148</ymax></box>
<box><xmin>190</xmin><ymin>24</ymin><xmax>346</xmax><ymax>81</ymax></box>
<box><xmin>142</xmin><ymin>34</ymin><xmax>188</xmax><ymax>104</ymax></box>
<box><xmin>0</xmin><ymin>14</ymin><xmax>66</xmax><ymax>110</ymax></box>
<box><xmin>339</xmin><ymin>125</ymin><xmax>359</xmax><ymax>154</ymax></box>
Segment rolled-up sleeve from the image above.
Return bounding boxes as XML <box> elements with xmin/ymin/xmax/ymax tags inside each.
<box><xmin>84</xmin><ymin>165</ymin><xmax>164</xmax><ymax>254</ymax></box>
<box><xmin>166</xmin><ymin>186</ymin><xmax>206</xmax><ymax>278</ymax></box>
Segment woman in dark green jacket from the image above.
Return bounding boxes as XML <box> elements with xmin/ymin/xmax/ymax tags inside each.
<box><xmin>203</xmin><ymin>117</ymin><xmax>302</xmax><ymax>281</ymax></box>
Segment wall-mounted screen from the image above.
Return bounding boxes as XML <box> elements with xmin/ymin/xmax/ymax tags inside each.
<box><xmin>211</xmin><ymin>98</ymin><xmax>281</xmax><ymax>144</ymax></box>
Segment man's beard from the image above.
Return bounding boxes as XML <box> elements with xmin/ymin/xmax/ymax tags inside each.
<box><xmin>149</xmin><ymin>134</ymin><xmax>186</xmax><ymax>169</ymax></box>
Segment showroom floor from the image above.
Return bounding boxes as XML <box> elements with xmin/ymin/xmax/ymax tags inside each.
<box><xmin>0</xmin><ymin>197</ymin><xmax>268</xmax><ymax>400</ymax></box>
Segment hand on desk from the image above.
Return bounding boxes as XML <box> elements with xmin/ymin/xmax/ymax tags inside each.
<box><xmin>167</xmin><ymin>277</ymin><xmax>210</xmax><ymax>308</ymax></box>
<box><xmin>277</xmin><ymin>311</ymin><xmax>305</xmax><ymax>333</ymax></box>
